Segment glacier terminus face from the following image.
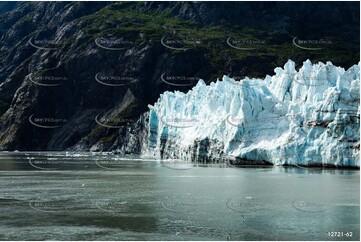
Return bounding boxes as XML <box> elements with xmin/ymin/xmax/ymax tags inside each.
<box><xmin>147</xmin><ymin>60</ymin><xmax>360</xmax><ymax>168</ymax></box>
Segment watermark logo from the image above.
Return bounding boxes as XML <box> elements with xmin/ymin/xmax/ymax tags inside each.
<box><xmin>95</xmin><ymin>159</ymin><xmax>134</xmax><ymax>170</ymax></box>
<box><xmin>28</xmin><ymin>37</ymin><xmax>64</xmax><ymax>50</ymax></box>
<box><xmin>160</xmin><ymin>73</ymin><xmax>199</xmax><ymax>87</ymax></box>
<box><xmin>28</xmin><ymin>73</ymin><xmax>67</xmax><ymax>87</ymax></box>
<box><xmin>160</xmin><ymin>115</ymin><xmax>199</xmax><ymax>128</ymax></box>
<box><xmin>95</xmin><ymin>73</ymin><xmax>137</xmax><ymax>87</ymax></box>
<box><xmin>291</xmin><ymin>73</ymin><xmax>329</xmax><ymax>87</ymax></box>
<box><xmin>95</xmin><ymin>114</ymin><xmax>133</xmax><ymax>128</ymax></box>
<box><xmin>28</xmin><ymin>158</ymin><xmax>64</xmax><ymax>170</ymax></box>
<box><xmin>226</xmin><ymin>196</ymin><xmax>262</xmax><ymax>219</ymax></box>
<box><xmin>226</xmin><ymin>114</ymin><xmax>284</xmax><ymax>129</ymax></box>
<box><xmin>292</xmin><ymin>157</ymin><xmax>325</xmax><ymax>170</ymax></box>
<box><xmin>95</xmin><ymin>36</ymin><xmax>134</xmax><ymax>51</ymax></box>
<box><xmin>29</xmin><ymin>200</ymin><xmax>68</xmax><ymax>212</ymax></box>
<box><xmin>29</xmin><ymin>114</ymin><xmax>68</xmax><ymax>129</ymax></box>
<box><xmin>227</xmin><ymin>158</ymin><xmax>272</xmax><ymax>167</ymax></box>
<box><xmin>226</xmin><ymin>37</ymin><xmax>265</xmax><ymax>50</ymax></box>
<box><xmin>160</xmin><ymin>195</ymin><xmax>197</xmax><ymax>213</ymax></box>
<box><xmin>160</xmin><ymin>159</ymin><xmax>193</xmax><ymax>170</ymax></box>
<box><xmin>95</xmin><ymin>199</ymin><xmax>132</xmax><ymax>213</ymax></box>
<box><xmin>292</xmin><ymin>36</ymin><xmax>332</xmax><ymax>51</ymax></box>
<box><xmin>292</xmin><ymin>199</ymin><xmax>327</xmax><ymax>213</ymax></box>
<box><xmin>161</xmin><ymin>35</ymin><xmax>202</xmax><ymax>51</ymax></box>
<box><xmin>225</xmin><ymin>74</ymin><xmax>265</xmax><ymax>87</ymax></box>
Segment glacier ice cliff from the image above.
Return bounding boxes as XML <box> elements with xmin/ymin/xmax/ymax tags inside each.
<box><xmin>146</xmin><ymin>60</ymin><xmax>360</xmax><ymax>168</ymax></box>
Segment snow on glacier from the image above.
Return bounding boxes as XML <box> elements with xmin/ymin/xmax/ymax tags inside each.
<box><xmin>147</xmin><ymin>60</ymin><xmax>360</xmax><ymax>167</ymax></box>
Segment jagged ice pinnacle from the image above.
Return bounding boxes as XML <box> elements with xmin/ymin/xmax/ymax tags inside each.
<box><xmin>147</xmin><ymin>60</ymin><xmax>360</xmax><ymax>167</ymax></box>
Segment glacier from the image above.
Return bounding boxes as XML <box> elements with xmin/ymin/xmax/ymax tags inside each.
<box><xmin>146</xmin><ymin>60</ymin><xmax>360</xmax><ymax>168</ymax></box>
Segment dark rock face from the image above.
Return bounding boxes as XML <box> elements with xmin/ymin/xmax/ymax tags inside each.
<box><xmin>152</xmin><ymin>1</ymin><xmax>360</xmax><ymax>49</ymax></box>
<box><xmin>0</xmin><ymin>2</ymin><xmax>18</xmax><ymax>14</ymax></box>
<box><xmin>0</xmin><ymin>2</ymin><xmax>359</xmax><ymax>152</ymax></box>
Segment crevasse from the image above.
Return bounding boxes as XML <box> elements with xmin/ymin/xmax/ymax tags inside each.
<box><xmin>146</xmin><ymin>60</ymin><xmax>360</xmax><ymax>167</ymax></box>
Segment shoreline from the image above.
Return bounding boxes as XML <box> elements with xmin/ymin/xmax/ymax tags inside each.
<box><xmin>0</xmin><ymin>151</ymin><xmax>359</xmax><ymax>170</ymax></box>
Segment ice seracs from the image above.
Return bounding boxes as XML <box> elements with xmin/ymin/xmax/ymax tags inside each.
<box><xmin>146</xmin><ymin>60</ymin><xmax>360</xmax><ymax>168</ymax></box>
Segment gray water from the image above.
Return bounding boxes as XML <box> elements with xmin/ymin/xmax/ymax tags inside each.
<box><xmin>0</xmin><ymin>152</ymin><xmax>359</xmax><ymax>241</ymax></box>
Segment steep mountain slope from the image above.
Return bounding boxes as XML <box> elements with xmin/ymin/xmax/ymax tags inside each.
<box><xmin>0</xmin><ymin>2</ymin><xmax>359</xmax><ymax>151</ymax></box>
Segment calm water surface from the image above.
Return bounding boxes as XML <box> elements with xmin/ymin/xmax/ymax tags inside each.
<box><xmin>0</xmin><ymin>152</ymin><xmax>359</xmax><ymax>241</ymax></box>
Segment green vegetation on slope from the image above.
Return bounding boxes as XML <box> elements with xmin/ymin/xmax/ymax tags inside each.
<box><xmin>77</xmin><ymin>2</ymin><xmax>358</xmax><ymax>79</ymax></box>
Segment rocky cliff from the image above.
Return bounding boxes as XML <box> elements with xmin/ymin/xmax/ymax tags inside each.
<box><xmin>0</xmin><ymin>1</ymin><xmax>359</xmax><ymax>152</ymax></box>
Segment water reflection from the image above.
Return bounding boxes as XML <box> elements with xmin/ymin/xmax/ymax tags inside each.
<box><xmin>0</xmin><ymin>153</ymin><xmax>359</xmax><ymax>240</ymax></box>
